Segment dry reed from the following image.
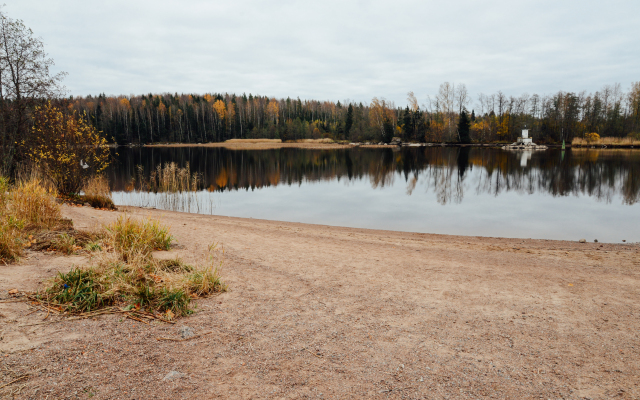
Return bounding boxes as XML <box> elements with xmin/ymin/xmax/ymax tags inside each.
<box><xmin>82</xmin><ymin>175</ymin><xmax>115</xmax><ymax>209</ymax></box>
<box><xmin>8</xmin><ymin>175</ymin><xmax>61</xmax><ymax>230</ymax></box>
<box><xmin>0</xmin><ymin>174</ymin><xmax>62</xmax><ymax>263</ymax></box>
<box><xmin>225</xmin><ymin>138</ymin><xmax>282</xmax><ymax>143</ymax></box>
<box><xmin>130</xmin><ymin>163</ymin><xmax>204</xmax><ymax>212</ymax></box>
<box><xmin>572</xmin><ymin>136</ymin><xmax>640</xmax><ymax>146</ymax></box>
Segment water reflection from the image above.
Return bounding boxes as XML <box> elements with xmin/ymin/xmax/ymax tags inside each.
<box><xmin>108</xmin><ymin>147</ymin><xmax>640</xmax><ymax>206</ymax></box>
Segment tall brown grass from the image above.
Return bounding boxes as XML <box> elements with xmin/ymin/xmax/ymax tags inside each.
<box><xmin>225</xmin><ymin>138</ymin><xmax>282</xmax><ymax>143</ymax></box>
<box><xmin>103</xmin><ymin>215</ymin><xmax>172</xmax><ymax>261</ymax></box>
<box><xmin>149</xmin><ymin>162</ymin><xmax>199</xmax><ymax>193</ymax></box>
<box><xmin>82</xmin><ymin>175</ymin><xmax>115</xmax><ymax>209</ymax></box>
<box><xmin>129</xmin><ymin>163</ymin><xmax>204</xmax><ymax>213</ymax></box>
<box><xmin>0</xmin><ymin>175</ymin><xmax>62</xmax><ymax>263</ymax></box>
<box><xmin>572</xmin><ymin>136</ymin><xmax>640</xmax><ymax>146</ymax></box>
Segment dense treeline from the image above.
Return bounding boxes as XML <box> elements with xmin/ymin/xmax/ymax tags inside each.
<box><xmin>70</xmin><ymin>82</ymin><xmax>640</xmax><ymax>145</ymax></box>
<box><xmin>109</xmin><ymin>147</ymin><xmax>640</xmax><ymax>205</ymax></box>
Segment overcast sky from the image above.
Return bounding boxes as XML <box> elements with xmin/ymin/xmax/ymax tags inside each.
<box><xmin>5</xmin><ymin>0</ymin><xmax>640</xmax><ymax>107</ymax></box>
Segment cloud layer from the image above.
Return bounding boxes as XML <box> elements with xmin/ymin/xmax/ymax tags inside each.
<box><xmin>7</xmin><ymin>0</ymin><xmax>640</xmax><ymax>106</ymax></box>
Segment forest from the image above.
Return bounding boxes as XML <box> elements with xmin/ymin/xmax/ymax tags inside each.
<box><xmin>67</xmin><ymin>82</ymin><xmax>640</xmax><ymax>145</ymax></box>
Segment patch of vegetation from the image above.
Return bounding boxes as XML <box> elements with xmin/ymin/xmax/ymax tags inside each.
<box><xmin>82</xmin><ymin>175</ymin><xmax>116</xmax><ymax>210</ymax></box>
<box><xmin>21</xmin><ymin>101</ymin><xmax>111</xmax><ymax>194</ymax></box>
<box><xmin>51</xmin><ymin>233</ymin><xmax>77</xmax><ymax>255</ymax></box>
<box><xmin>572</xmin><ymin>136</ymin><xmax>640</xmax><ymax>146</ymax></box>
<box><xmin>104</xmin><ymin>215</ymin><xmax>173</xmax><ymax>261</ymax></box>
<box><xmin>40</xmin><ymin>219</ymin><xmax>226</xmax><ymax>317</ymax></box>
<box><xmin>0</xmin><ymin>174</ymin><xmax>64</xmax><ymax>263</ymax></box>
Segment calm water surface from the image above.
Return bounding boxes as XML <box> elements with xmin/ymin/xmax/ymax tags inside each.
<box><xmin>107</xmin><ymin>147</ymin><xmax>640</xmax><ymax>243</ymax></box>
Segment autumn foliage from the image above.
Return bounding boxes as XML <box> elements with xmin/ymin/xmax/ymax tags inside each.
<box><xmin>22</xmin><ymin>102</ymin><xmax>111</xmax><ymax>194</ymax></box>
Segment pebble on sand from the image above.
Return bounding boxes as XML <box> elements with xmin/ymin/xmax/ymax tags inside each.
<box><xmin>163</xmin><ymin>371</ymin><xmax>186</xmax><ymax>381</ymax></box>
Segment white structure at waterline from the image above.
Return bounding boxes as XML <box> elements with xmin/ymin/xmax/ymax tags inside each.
<box><xmin>503</xmin><ymin>128</ymin><xmax>547</xmax><ymax>150</ymax></box>
<box><xmin>517</xmin><ymin>129</ymin><xmax>532</xmax><ymax>145</ymax></box>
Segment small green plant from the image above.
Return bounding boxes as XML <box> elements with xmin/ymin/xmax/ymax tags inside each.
<box><xmin>135</xmin><ymin>284</ymin><xmax>156</xmax><ymax>308</ymax></box>
<box><xmin>85</xmin><ymin>241</ymin><xmax>103</xmax><ymax>252</ymax></box>
<box><xmin>158</xmin><ymin>288</ymin><xmax>191</xmax><ymax>316</ymax></box>
<box><xmin>47</xmin><ymin>268</ymin><xmax>108</xmax><ymax>313</ymax></box>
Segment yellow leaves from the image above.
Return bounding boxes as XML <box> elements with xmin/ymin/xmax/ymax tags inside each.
<box><xmin>213</xmin><ymin>100</ymin><xmax>226</xmax><ymax>119</ymax></box>
<box><xmin>266</xmin><ymin>99</ymin><xmax>279</xmax><ymax>123</ymax></box>
<box><xmin>120</xmin><ymin>98</ymin><xmax>131</xmax><ymax>109</ymax></box>
<box><xmin>25</xmin><ymin>101</ymin><xmax>111</xmax><ymax>193</ymax></box>
<box><xmin>585</xmin><ymin>132</ymin><xmax>600</xmax><ymax>143</ymax></box>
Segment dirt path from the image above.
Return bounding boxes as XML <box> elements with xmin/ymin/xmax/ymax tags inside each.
<box><xmin>1</xmin><ymin>205</ymin><xmax>639</xmax><ymax>399</ymax></box>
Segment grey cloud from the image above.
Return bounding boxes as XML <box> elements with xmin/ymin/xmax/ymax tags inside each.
<box><xmin>6</xmin><ymin>0</ymin><xmax>640</xmax><ymax>106</ymax></box>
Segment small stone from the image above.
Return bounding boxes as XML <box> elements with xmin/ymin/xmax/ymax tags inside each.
<box><xmin>178</xmin><ymin>326</ymin><xmax>194</xmax><ymax>339</ymax></box>
<box><xmin>594</xmin><ymin>239</ymin><xmax>598</xmax><ymax>243</ymax></box>
<box><xmin>162</xmin><ymin>371</ymin><xmax>186</xmax><ymax>381</ymax></box>
<box><xmin>83</xmin><ymin>202</ymin><xmax>91</xmax><ymax>207</ymax></box>
<box><xmin>579</xmin><ymin>239</ymin><xmax>586</xmax><ymax>243</ymax></box>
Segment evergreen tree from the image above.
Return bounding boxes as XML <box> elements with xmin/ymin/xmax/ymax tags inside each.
<box><xmin>345</xmin><ymin>104</ymin><xmax>354</xmax><ymax>139</ymax></box>
<box><xmin>458</xmin><ymin>110</ymin><xmax>471</xmax><ymax>144</ymax></box>
<box><xmin>403</xmin><ymin>106</ymin><xmax>412</xmax><ymax>142</ymax></box>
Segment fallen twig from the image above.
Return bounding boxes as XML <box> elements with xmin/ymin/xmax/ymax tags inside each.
<box><xmin>379</xmin><ymin>386</ymin><xmax>412</xmax><ymax>393</ymax></box>
<box><xmin>303</xmin><ymin>348</ymin><xmax>323</xmax><ymax>358</ymax></box>
<box><xmin>156</xmin><ymin>331</ymin><xmax>214</xmax><ymax>342</ymax></box>
<box><xmin>126</xmin><ymin>314</ymin><xmax>150</xmax><ymax>325</ymax></box>
<box><xmin>0</xmin><ymin>375</ymin><xmax>29</xmax><ymax>390</ymax></box>
<box><xmin>18</xmin><ymin>320</ymin><xmax>64</xmax><ymax>328</ymax></box>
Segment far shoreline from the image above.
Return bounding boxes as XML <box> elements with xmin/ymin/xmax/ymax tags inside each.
<box><xmin>136</xmin><ymin>139</ymin><xmax>573</xmax><ymax>150</ymax></box>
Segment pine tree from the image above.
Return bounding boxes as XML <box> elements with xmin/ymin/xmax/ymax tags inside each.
<box><xmin>458</xmin><ymin>110</ymin><xmax>471</xmax><ymax>144</ymax></box>
<box><xmin>403</xmin><ymin>106</ymin><xmax>412</xmax><ymax>142</ymax></box>
<box><xmin>345</xmin><ymin>104</ymin><xmax>354</xmax><ymax>140</ymax></box>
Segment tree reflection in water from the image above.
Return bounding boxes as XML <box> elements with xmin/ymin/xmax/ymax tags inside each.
<box><xmin>107</xmin><ymin>147</ymin><xmax>640</xmax><ymax>206</ymax></box>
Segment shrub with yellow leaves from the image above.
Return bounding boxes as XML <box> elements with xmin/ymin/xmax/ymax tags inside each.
<box><xmin>585</xmin><ymin>132</ymin><xmax>600</xmax><ymax>143</ymax></box>
<box><xmin>22</xmin><ymin>101</ymin><xmax>111</xmax><ymax>194</ymax></box>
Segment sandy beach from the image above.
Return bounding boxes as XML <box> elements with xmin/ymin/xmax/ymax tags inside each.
<box><xmin>1</xmin><ymin>205</ymin><xmax>639</xmax><ymax>399</ymax></box>
<box><xmin>144</xmin><ymin>139</ymin><xmax>354</xmax><ymax>150</ymax></box>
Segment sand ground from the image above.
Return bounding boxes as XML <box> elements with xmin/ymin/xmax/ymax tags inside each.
<box><xmin>1</xmin><ymin>205</ymin><xmax>639</xmax><ymax>399</ymax></box>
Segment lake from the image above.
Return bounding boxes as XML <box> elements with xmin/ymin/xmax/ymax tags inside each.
<box><xmin>107</xmin><ymin>146</ymin><xmax>640</xmax><ymax>243</ymax></box>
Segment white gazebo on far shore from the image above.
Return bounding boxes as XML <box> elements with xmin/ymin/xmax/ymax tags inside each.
<box><xmin>503</xmin><ymin>128</ymin><xmax>547</xmax><ymax>150</ymax></box>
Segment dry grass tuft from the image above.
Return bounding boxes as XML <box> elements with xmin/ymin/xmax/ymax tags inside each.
<box><xmin>10</xmin><ymin>175</ymin><xmax>61</xmax><ymax>230</ymax></box>
<box><xmin>103</xmin><ymin>215</ymin><xmax>172</xmax><ymax>261</ymax></box>
<box><xmin>82</xmin><ymin>175</ymin><xmax>115</xmax><ymax>209</ymax></box>
<box><xmin>147</xmin><ymin>162</ymin><xmax>200</xmax><ymax>193</ymax></box>
<box><xmin>41</xmin><ymin>220</ymin><xmax>226</xmax><ymax>317</ymax></box>
<box><xmin>0</xmin><ymin>175</ymin><xmax>63</xmax><ymax>263</ymax></box>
